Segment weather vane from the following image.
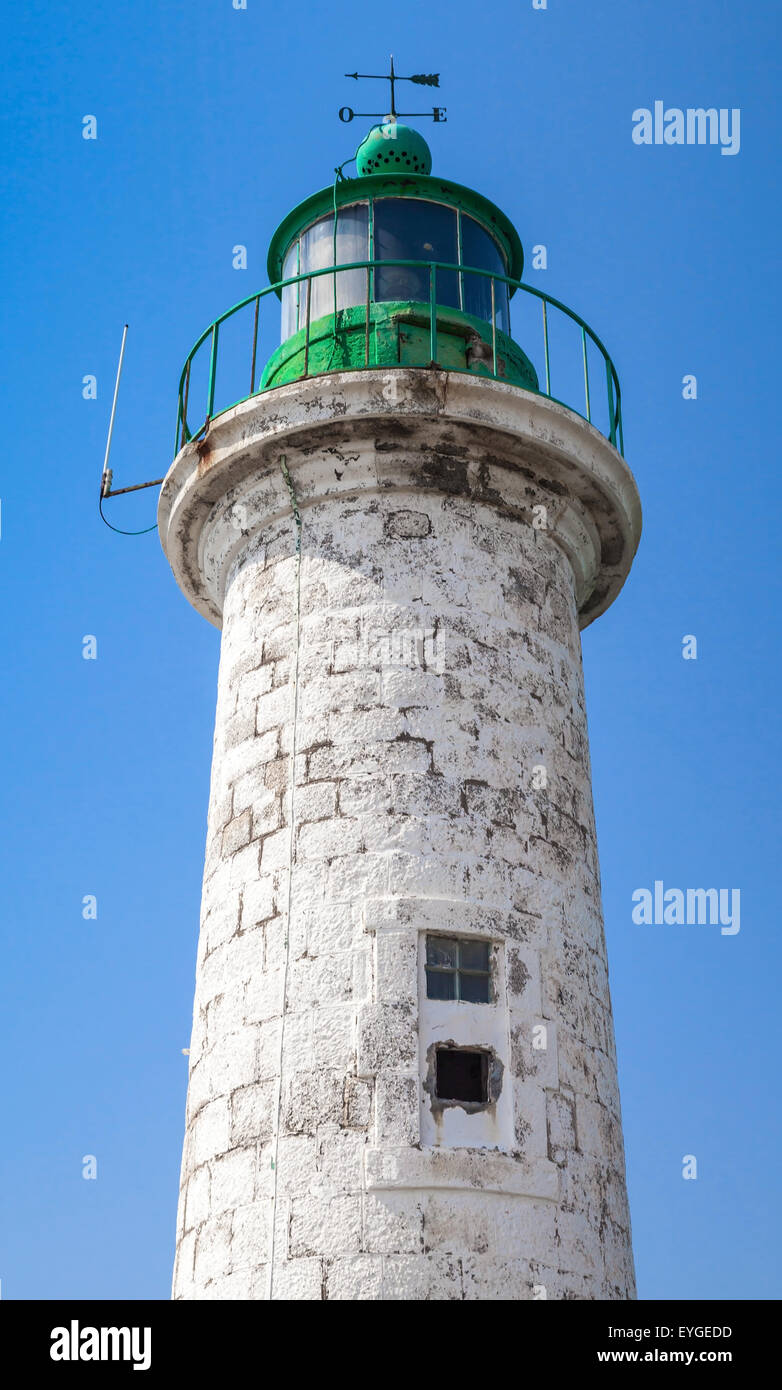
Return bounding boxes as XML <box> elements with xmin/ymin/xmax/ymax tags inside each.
<box><xmin>339</xmin><ymin>55</ymin><xmax>446</xmax><ymax>124</ymax></box>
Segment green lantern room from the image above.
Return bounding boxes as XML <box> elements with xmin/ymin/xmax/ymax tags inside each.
<box><xmin>174</xmin><ymin>115</ymin><xmax>623</xmax><ymax>458</ymax></box>
<box><xmin>260</xmin><ymin>120</ymin><xmax>537</xmax><ymax>393</ymax></box>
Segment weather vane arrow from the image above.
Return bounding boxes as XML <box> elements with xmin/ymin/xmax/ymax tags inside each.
<box><xmin>339</xmin><ymin>55</ymin><xmax>446</xmax><ymax>123</ymax></box>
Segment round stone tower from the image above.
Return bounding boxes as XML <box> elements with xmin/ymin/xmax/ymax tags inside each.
<box><xmin>162</xmin><ymin>120</ymin><xmax>641</xmax><ymax>1301</ymax></box>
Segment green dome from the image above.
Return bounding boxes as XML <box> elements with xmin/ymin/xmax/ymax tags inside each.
<box><xmin>356</xmin><ymin>122</ymin><xmax>432</xmax><ymax>177</ymax></box>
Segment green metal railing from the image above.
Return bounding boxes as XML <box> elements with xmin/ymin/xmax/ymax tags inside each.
<box><xmin>174</xmin><ymin>260</ymin><xmax>624</xmax><ymax>456</ymax></box>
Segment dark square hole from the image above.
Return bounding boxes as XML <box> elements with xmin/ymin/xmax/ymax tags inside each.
<box><xmin>435</xmin><ymin>1048</ymin><xmax>488</xmax><ymax>1103</ymax></box>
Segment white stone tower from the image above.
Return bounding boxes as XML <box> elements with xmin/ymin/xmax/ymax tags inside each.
<box><xmin>161</xmin><ymin>118</ymin><xmax>641</xmax><ymax>1301</ymax></box>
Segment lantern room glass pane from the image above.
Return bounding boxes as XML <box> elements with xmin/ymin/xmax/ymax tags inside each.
<box><xmin>460</xmin><ymin>214</ymin><xmax>510</xmax><ymax>333</ymax></box>
<box><xmin>374</xmin><ymin>199</ymin><xmax>459</xmax><ymax>308</ymax></box>
<box><xmin>281</xmin><ymin>242</ymin><xmax>299</xmax><ymax>342</ymax></box>
<box><xmin>332</xmin><ymin>203</ymin><xmax>370</xmax><ymax>319</ymax></box>
<box><xmin>298</xmin><ymin>215</ymin><xmax>334</xmax><ymax>324</ymax></box>
<box><xmin>281</xmin><ymin>204</ymin><xmax>369</xmax><ymax>339</ymax></box>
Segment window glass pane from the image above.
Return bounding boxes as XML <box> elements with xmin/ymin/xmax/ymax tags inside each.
<box><xmin>298</xmin><ymin>205</ymin><xmax>369</xmax><ymax>325</ymax></box>
<box><xmin>426</xmin><ymin>937</ymin><xmax>458</xmax><ymax>969</ymax></box>
<box><xmin>281</xmin><ymin>241</ymin><xmax>299</xmax><ymax>342</ymax></box>
<box><xmin>334</xmin><ymin>203</ymin><xmax>369</xmax><ymax>316</ymax></box>
<box><xmin>459</xmin><ymin>972</ymin><xmax>491</xmax><ymax>1004</ymax></box>
<box><xmin>300</xmin><ymin>214</ymin><xmax>336</xmax><ymax>324</ymax></box>
<box><xmin>461</xmin><ymin>214</ymin><xmax>510</xmax><ymax>332</ymax></box>
<box><xmin>426</xmin><ymin>969</ymin><xmax>456</xmax><ymax>1001</ymax></box>
<box><xmin>461</xmin><ymin>214</ymin><xmax>507</xmax><ymax>274</ymax></box>
<box><xmin>374</xmin><ymin>199</ymin><xmax>459</xmax><ymax>308</ymax></box>
<box><xmin>460</xmin><ymin>940</ymin><xmax>489</xmax><ymax>972</ymax></box>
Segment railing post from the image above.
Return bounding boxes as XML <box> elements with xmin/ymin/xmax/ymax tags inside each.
<box><xmin>181</xmin><ymin>360</ymin><xmax>191</xmax><ymax>446</ymax></box>
<box><xmin>365</xmin><ymin>265</ymin><xmax>371</xmax><ymax>368</ymax></box>
<box><xmin>490</xmin><ymin>278</ymin><xmax>497</xmax><ymax>378</ymax></box>
<box><xmin>456</xmin><ymin>210</ymin><xmax>464</xmax><ymax>312</ymax></box>
<box><xmin>542</xmin><ymin>299</ymin><xmax>551</xmax><ymax>396</ymax></box>
<box><xmin>429</xmin><ymin>263</ymin><xmax>437</xmax><ymax>365</ymax></box>
<box><xmin>206</xmin><ymin>324</ymin><xmax>219</xmax><ymax>421</ymax></box>
<box><xmin>581</xmin><ymin>326</ymin><xmax>591</xmax><ymax>423</ymax></box>
<box><xmin>303</xmin><ymin>277</ymin><xmax>312</xmax><ymax>379</ymax></box>
<box><xmin>605</xmin><ymin>359</ymin><xmax>616</xmax><ymax>448</ymax></box>
<box><xmin>250</xmin><ymin>295</ymin><xmax>260</xmax><ymax>395</ymax></box>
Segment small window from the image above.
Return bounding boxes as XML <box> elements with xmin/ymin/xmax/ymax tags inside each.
<box><xmin>435</xmin><ymin>1048</ymin><xmax>488</xmax><ymax>1103</ymax></box>
<box><xmin>425</xmin><ymin>936</ymin><xmax>491</xmax><ymax>1003</ymax></box>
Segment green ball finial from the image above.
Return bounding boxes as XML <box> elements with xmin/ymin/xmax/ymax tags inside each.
<box><xmin>355</xmin><ymin>121</ymin><xmax>432</xmax><ymax>177</ymax></box>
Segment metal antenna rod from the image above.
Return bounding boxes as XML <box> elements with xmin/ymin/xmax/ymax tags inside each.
<box><xmin>100</xmin><ymin>323</ymin><xmax>128</xmax><ymax>498</ymax></box>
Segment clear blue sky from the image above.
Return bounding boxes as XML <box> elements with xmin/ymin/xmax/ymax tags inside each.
<box><xmin>1</xmin><ymin>0</ymin><xmax>779</xmax><ymax>1300</ymax></box>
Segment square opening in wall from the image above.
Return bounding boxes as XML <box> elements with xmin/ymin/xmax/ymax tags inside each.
<box><xmin>435</xmin><ymin>1048</ymin><xmax>488</xmax><ymax>1103</ymax></box>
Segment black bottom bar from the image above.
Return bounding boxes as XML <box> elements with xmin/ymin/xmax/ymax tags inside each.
<box><xmin>1</xmin><ymin>1297</ymin><xmax>773</xmax><ymax>1378</ymax></box>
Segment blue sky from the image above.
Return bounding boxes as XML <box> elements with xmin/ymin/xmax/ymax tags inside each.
<box><xmin>1</xmin><ymin>0</ymin><xmax>779</xmax><ymax>1300</ymax></box>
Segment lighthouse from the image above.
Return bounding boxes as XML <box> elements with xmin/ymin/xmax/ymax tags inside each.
<box><xmin>161</xmin><ymin>99</ymin><xmax>641</xmax><ymax>1301</ymax></box>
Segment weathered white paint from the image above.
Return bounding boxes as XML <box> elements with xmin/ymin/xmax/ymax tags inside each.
<box><xmin>161</xmin><ymin>369</ymin><xmax>641</xmax><ymax>1301</ymax></box>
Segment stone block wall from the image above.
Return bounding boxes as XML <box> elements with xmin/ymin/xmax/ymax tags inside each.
<box><xmin>163</xmin><ymin>374</ymin><xmax>640</xmax><ymax>1301</ymax></box>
